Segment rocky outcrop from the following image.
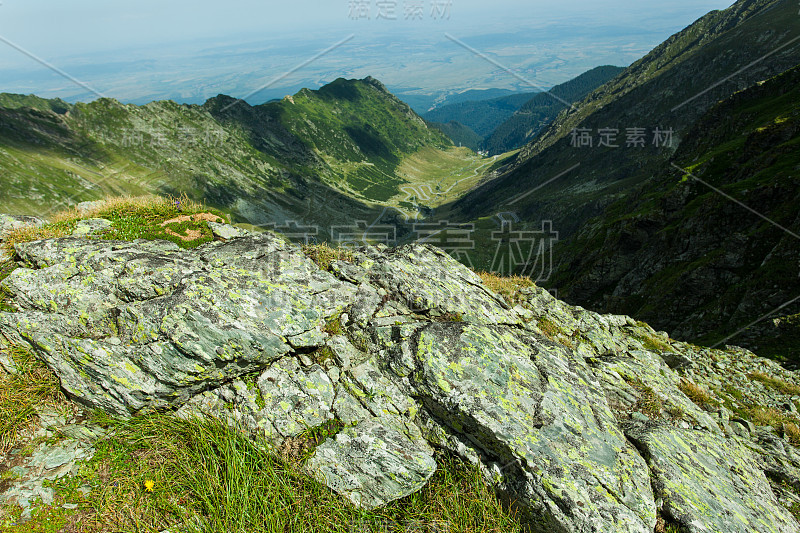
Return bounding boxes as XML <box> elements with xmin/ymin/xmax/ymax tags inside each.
<box><xmin>1</xmin><ymin>229</ymin><xmax>799</xmax><ymax>532</ymax></box>
<box><xmin>0</xmin><ymin>214</ymin><xmax>44</xmax><ymax>262</ymax></box>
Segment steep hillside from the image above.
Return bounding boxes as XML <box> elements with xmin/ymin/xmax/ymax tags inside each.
<box><xmin>440</xmin><ymin>0</ymin><xmax>800</xmax><ymax>357</ymax></box>
<box><xmin>449</xmin><ymin>0</ymin><xmax>800</xmax><ymax>232</ymax></box>
<box><xmin>483</xmin><ymin>65</ymin><xmax>624</xmax><ymax>155</ymax></box>
<box><xmin>551</xmin><ymin>63</ymin><xmax>800</xmax><ymax>364</ymax></box>
<box><xmin>421</xmin><ymin>92</ymin><xmax>535</xmax><ymax>138</ymax></box>
<box><xmin>0</xmin><ymin>77</ymin><xmax>490</xmax><ymax>237</ymax></box>
<box><xmin>426</xmin><ymin>120</ymin><xmax>483</xmax><ymax>151</ymax></box>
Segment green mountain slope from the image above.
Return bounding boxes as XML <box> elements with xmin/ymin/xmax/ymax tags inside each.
<box><xmin>483</xmin><ymin>65</ymin><xmax>624</xmax><ymax>155</ymax></box>
<box><xmin>552</xmin><ymin>64</ymin><xmax>800</xmax><ymax>364</ymax></box>
<box><xmin>449</xmin><ymin>0</ymin><xmax>800</xmax><ymax>233</ymax></box>
<box><xmin>421</xmin><ymin>92</ymin><xmax>535</xmax><ymax>138</ymax></box>
<box><xmin>0</xmin><ymin>77</ymin><xmax>495</xmax><ymax>235</ymax></box>
<box><xmin>440</xmin><ymin>0</ymin><xmax>800</xmax><ymax>361</ymax></box>
<box><xmin>426</xmin><ymin>120</ymin><xmax>483</xmax><ymax>151</ymax></box>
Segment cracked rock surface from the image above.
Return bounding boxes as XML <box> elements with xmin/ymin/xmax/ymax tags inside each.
<box><xmin>1</xmin><ymin>230</ymin><xmax>799</xmax><ymax>532</ymax></box>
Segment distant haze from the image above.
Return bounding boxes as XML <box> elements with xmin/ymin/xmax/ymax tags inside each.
<box><xmin>0</xmin><ymin>0</ymin><xmax>734</xmax><ymax>104</ymax></box>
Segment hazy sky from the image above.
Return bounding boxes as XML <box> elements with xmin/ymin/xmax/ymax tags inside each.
<box><xmin>0</xmin><ymin>0</ymin><xmax>737</xmax><ymax>103</ymax></box>
<box><xmin>0</xmin><ymin>1</ymin><xmax>735</xmax><ymax>60</ymax></box>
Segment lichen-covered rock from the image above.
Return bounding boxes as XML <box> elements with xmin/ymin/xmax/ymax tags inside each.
<box><xmin>626</xmin><ymin>423</ymin><xmax>798</xmax><ymax>532</ymax></box>
<box><xmin>1</xmin><ymin>233</ymin><xmax>797</xmax><ymax>531</ymax></box>
<box><xmin>207</xmin><ymin>221</ymin><xmax>252</xmax><ymax>241</ymax></box>
<box><xmin>332</xmin><ymin>244</ymin><xmax>520</xmax><ymax>325</ymax></box>
<box><xmin>0</xmin><ymin>214</ymin><xmax>44</xmax><ymax>262</ymax></box>
<box><xmin>0</xmin><ymin>234</ymin><xmax>355</xmax><ymax>415</ymax></box>
<box><xmin>305</xmin><ymin>416</ymin><xmax>437</xmax><ymax>509</ymax></box>
<box><xmin>0</xmin><ymin>214</ymin><xmax>44</xmax><ymax>237</ymax></box>
<box><xmin>391</xmin><ymin>321</ymin><xmax>656</xmax><ymax>532</ymax></box>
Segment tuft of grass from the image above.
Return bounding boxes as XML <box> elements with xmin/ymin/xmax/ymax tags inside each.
<box><xmin>32</xmin><ymin>412</ymin><xmax>528</xmax><ymax>533</ymax></box>
<box><xmin>627</xmin><ymin>378</ymin><xmax>663</xmax><ymax>419</ymax></box>
<box><xmin>301</xmin><ymin>243</ymin><xmax>355</xmax><ymax>271</ymax></box>
<box><xmin>748</xmin><ymin>372</ymin><xmax>800</xmax><ymax>396</ymax></box>
<box><xmin>665</xmin><ymin>403</ymin><xmax>686</xmax><ymax>421</ymax></box>
<box><xmin>655</xmin><ymin>515</ymin><xmax>683</xmax><ymax>533</ymax></box>
<box><xmin>535</xmin><ymin>316</ymin><xmax>563</xmax><ymax>342</ymax></box>
<box><xmin>437</xmin><ymin>312</ymin><xmax>464</xmax><ymax>322</ymax></box>
<box><xmin>0</xmin><ymin>346</ymin><xmax>72</xmax><ymax>455</ymax></box>
<box><xmin>476</xmin><ymin>272</ymin><xmax>534</xmax><ymax>306</ymax></box>
<box><xmin>311</xmin><ymin>346</ymin><xmax>335</xmax><ymax>366</ymax></box>
<box><xmin>747</xmin><ymin>407</ymin><xmax>800</xmax><ymax>445</ymax></box>
<box><xmin>1</xmin><ymin>194</ymin><xmax>229</xmax><ymax>254</ymax></box>
<box><xmin>678</xmin><ymin>379</ymin><xmax>716</xmax><ymax>410</ymax></box>
<box><xmin>323</xmin><ymin>311</ymin><xmax>344</xmax><ymax>336</ymax></box>
<box><xmin>1</xmin><ymin>221</ymin><xmax>75</xmax><ymax>258</ymax></box>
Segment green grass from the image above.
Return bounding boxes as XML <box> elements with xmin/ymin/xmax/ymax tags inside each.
<box><xmin>3</xmin><ymin>411</ymin><xmax>529</xmax><ymax>533</ymax></box>
<box><xmin>302</xmin><ymin>243</ymin><xmax>356</xmax><ymax>271</ymax></box>
<box><xmin>476</xmin><ymin>272</ymin><xmax>534</xmax><ymax>306</ymax></box>
<box><xmin>748</xmin><ymin>372</ymin><xmax>800</xmax><ymax>396</ymax></box>
<box><xmin>535</xmin><ymin>317</ymin><xmax>564</xmax><ymax>342</ymax></box>
<box><xmin>678</xmin><ymin>380</ymin><xmax>717</xmax><ymax>411</ymax></box>
<box><xmin>0</xmin><ymin>346</ymin><xmax>72</xmax><ymax>455</ymax></box>
<box><xmin>626</xmin><ymin>377</ymin><xmax>663</xmax><ymax>419</ymax></box>
<box><xmin>1</xmin><ymin>194</ymin><xmax>229</xmax><ymax>257</ymax></box>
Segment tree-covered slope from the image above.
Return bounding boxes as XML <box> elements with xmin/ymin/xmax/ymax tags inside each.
<box><xmin>425</xmin><ymin>120</ymin><xmax>483</xmax><ymax>151</ymax></box>
<box><xmin>421</xmin><ymin>92</ymin><xmax>535</xmax><ymax>138</ymax></box>
<box><xmin>483</xmin><ymin>65</ymin><xmax>624</xmax><ymax>155</ymax></box>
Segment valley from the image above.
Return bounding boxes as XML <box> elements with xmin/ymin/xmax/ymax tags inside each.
<box><xmin>0</xmin><ymin>79</ymin><xmax>511</xmax><ymax>241</ymax></box>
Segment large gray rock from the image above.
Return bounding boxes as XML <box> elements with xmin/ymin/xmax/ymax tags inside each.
<box><xmin>627</xmin><ymin>423</ymin><xmax>798</xmax><ymax>533</ymax></box>
<box><xmin>0</xmin><ymin>214</ymin><xmax>44</xmax><ymax>238</ymax></box>
<box><xmin>0</xmin><ymin>214</ymin><xmax>45</xmax><ymax>262</ymax></box>
<box><xmin>0</xmin><ymin>234</ymin><xmax>355</xmax><ymax>415</ymax></box>
<box><xmin>0</xmin><ymin>233</ymin><xmax>797</xmax><ymax>531</ymax></box>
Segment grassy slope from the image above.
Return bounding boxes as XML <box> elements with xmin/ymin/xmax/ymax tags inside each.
<box><xmin>448</xmin><ymin>0</ymin><xmax>800</xmax><ymax>230</ymax></box>
<box><xmin>0</xmin><ymin>78</ymin><xmax>499</xmax><ymax>239</ymax></box>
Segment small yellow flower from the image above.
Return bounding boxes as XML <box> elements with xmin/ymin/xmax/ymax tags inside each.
<box><xmin>144</xmin><ymin>479</ymin><xmax>155</xmax><ymax>492</ymax></box>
